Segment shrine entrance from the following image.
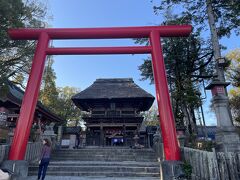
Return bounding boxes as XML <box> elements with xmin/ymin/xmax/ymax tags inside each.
<box><xmin>7</xmin><ymin>25</ymin><xmax>192</xmax><ymax>161</ymax></box>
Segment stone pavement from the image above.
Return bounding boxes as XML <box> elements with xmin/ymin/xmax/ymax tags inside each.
<box><xmin>27</xmin><ymin>176</ymin><xmax>161</xmax><ymax>180</ymax></box>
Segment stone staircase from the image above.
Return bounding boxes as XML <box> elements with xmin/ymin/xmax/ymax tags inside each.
<box><xmin>28</xmin><ymin>147</ymin><xmax>160</xmax><ymax>178</ymax></box>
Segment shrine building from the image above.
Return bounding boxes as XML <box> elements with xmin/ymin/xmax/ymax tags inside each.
<box><xmin>0</xmin><ymin>81</ymin><xmax>64</xmax><ymax>143</ymax></box>
<box><xmin>72</xmin><ymin>78</ymin><xmax>154</xmax><ymax>147</ymax></box>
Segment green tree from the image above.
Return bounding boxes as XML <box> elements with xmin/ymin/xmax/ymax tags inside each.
<box><xmin>38</xmin><ymin>58</ymin><xmax>83</xmax><ymax>126</ymax></box>
<box><xmin>39</xmin><ymin>57</ymin><xmax>59</xmax><ymax>112</ymax></box>
<box><xmin>153</xmin><ymin>0</ymin><xmax>240</xmax><ymax>83</ymax></box>
<box><xmin>152</xmin><ymin>0</ymin><xmax>240</xmax><ymax>136</ymax></box>
<box><xmin>142</xmin><ymin>105</ymin><xmax>159</xmax><ymax>126</ymax></box>
<box><xmin>0</xmin><ymin>0</ymin><xmax>48</xmax><ymax>97</ymax></box>
<box><xmin>226</xmin><ymin>49</ymin><xmax>240</xmax><ymax>123</ymax></box>
<box><xmin>226</xmin><ymin>49</ymin><xmax>240</xmax><ymax>88</ymax></box>
<box><xmin>55</xmin><ymin>87</ymin><xmax>83</xmax><ymax>126</ymax></box>
<box><xmin>153</xmin><ymin>0</ymin><xmax>240</xmax><ymax>37</ymax></box>
<box><xmin>136</xmin><ymin>16</ymin><xmax>214</xmax><ymax>134</ymax></box>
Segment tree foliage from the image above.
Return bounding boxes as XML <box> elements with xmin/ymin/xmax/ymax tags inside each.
<box><xmin>137</xmin><ymin>16</ymin><xmax>214</xmax><ymax>133</ymax></box>
<box><xmin>55</xmin><ymin>86</ymin><xmax>83</xmax><ymax>126</ymax></box>
<box><xmin>39</xmin><ymin>57</ymin><xmax>59</xmax><ymax>113</ymax></box>
<box><xmin>153</xmin><ymin>0</ymin><xmax>240</xmax><ymax>38</ymax></box>
<box><xmin>0</xmin><ymin>0</ymin><xmax>83</xmax><ymax>126</ymax></box>
<box><xmin>39</xmin><ymin>60</ymin><xmax>83</xmax><ymax>126</ymax></box>
<box><xmin>226</xmin><ymin>48</ymin><xmax>240</xmax><ymax>123</ymax></box>
<box><xmin>0</xmin><ymin>0</ymin><xmax>48</xmax><ymax>96</ymax></box>
<box><xmin>140</xmin><ymin>0</ymin><xmax>240</xmax><ymax>132</ymax></box>
<box><xmin>142</xmin><ymin>105</ymin><xmax>159</xmax><ymax>126</ymax></box>
<box><xmin>226</xmin><ymin>49</ymin><xmax>240</xmax><ymax>88</ymax></box>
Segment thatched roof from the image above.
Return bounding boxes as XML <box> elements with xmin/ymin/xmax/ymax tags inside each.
<box><xmin>72</xmin><ymin>78</ymin><xmax>155</xmax><ymax>111</ymax></box>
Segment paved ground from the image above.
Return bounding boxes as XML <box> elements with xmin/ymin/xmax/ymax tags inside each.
<box><xmin>27</xmin><ymin>176</ymin><xmax>161</xmax><ymax>180</ymax></box>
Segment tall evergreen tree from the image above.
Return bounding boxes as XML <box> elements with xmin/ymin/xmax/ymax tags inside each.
<box><xmin>153</xmin><ymin>0</ymin><xmax>240</xmax><ymax>37</ymax></box>
<box><xmin>152</xmin><ymin>0</ymin><xmax>240</xmax><ymax>132</ymax></box>
<box><xmin>136</xmin><ymin>16</ymin><xmax>214</xmax><ymax>134</ymax></box>
<box><xmin>0</xmin><ymin>0</ymin><xmax>48</xmax><ymax>97</ymax></box>
<box><xmin>153</xmin><ymin>0</ymin><xmax>240</xmax><ymax>81</ymax></box>
<box><xmin>38</xmin><ymin>58</ymin><xmax>83</xmax><ymax>126</ymax></box>
<box><xmin>39</xmin><ymin>56</ymin><xmax>59</xmax><ymax>113</ymax></box>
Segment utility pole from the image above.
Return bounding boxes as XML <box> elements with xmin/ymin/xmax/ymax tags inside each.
<box><xmin>205</xmin><ymin>0</ymin><xmax>240</xmax><ymax>152</ymax></box>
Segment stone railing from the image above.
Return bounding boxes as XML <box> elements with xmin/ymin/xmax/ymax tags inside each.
<box><xmin>0</xmin><ymin>142</ymin><xmax>43</xmax><ymax>165</ymax></box>
<box><xmin>182</xmin><ymin>147</ymin><xmax>240</xmax><ymax>180</ymax></box>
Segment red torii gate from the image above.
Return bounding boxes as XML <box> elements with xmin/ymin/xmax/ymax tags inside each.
<box><xmin>7</xmin><ymin>25</ymin><xmax>192</xmax><ymax>161</ymax></box>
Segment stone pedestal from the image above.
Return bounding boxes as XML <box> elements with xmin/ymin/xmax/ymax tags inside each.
<box><xmin>69</xmin><ymin>135</ymin><xmax>76</xmax><ymax>149</ymax></box>
<box><xmin>152</xmin><ymin>130</ymin><xmax>164</xmax><ymax>161</ymax></box>
<box><xmin>212</xmin><ymin>95</ymin><xmax>240</xmax><ymax>152</ymax></box>
<box><xmin>215</xmin><ymin>126</ymin><xmax>240</xmax><ymax>152</ymax></box>
<box><xmin>1</xmin><ymin>160</ymin><xmax>28</xmax><ymax>179</ymax></box>
<box><xmin>7</xmin><ymin>132</ymin><xmax>14</xmax><ymax>144</ymax></box>
<box><xmin>161</xmin><ymin>160</ymin><xmax>185</xmax><ymax>180</ymax></box>
<box><xmin>206</xmin><ymin>79</ymin><xmax>240</xmax><ymax>153</ymax></box>
<box><xmin>56</xmin><ymin>126</ymin><xmax>63</xmax><ymax>149</ymax></box>
<box><xmin>177</xmin><ymin>134</ymin><xmax>186</xmax><ymax>147</ymax></box>
<box><xmin>41</xmin><ymin>123</ymin><xmax>57</xmax><ymax>148</ymax></box>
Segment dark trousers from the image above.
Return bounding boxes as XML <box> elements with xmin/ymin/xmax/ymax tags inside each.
<box><xmin>38</xmin><ymin>158</ymin><xmax>50</xmax><ymax>180</ymax></box>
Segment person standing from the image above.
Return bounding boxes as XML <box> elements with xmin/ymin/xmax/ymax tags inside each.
<box><xmin>38</xmin><ymin>138</ymin><xmax>51</xmax><ymax>180</ymax></box>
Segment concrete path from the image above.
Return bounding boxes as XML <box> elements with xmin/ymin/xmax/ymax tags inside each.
<box><xmin>27</xmin><ymin>176</ymin><xmax>161</xmax><ymax>180</ymax></box>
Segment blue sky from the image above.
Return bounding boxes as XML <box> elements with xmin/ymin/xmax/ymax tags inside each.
<box><xmin>47</xmin><ymin>0</ymin><xmax>239</xmax><ymax>125</ymax></box>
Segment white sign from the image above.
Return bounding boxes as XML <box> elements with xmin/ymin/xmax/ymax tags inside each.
<box><xmin>61</xmin><ymin>139</ymin><xmax>70</xmax><ymax>146</ymax></box>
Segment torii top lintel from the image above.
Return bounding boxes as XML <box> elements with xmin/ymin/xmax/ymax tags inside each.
<box><xmin>8</xmin><ymin>25</ymin><xmax>192</xmax><ymax>40</ymax></box>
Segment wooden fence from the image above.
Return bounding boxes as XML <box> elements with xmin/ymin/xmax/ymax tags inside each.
<box><xmin>0</xmin><ymin>142</ymin><xmax>42</xmax><ymax>165</ymax></box>
<box><xmin>24</xmin><ymin>142</ymin><xmax>42</xmax><ymax>163</ymax></box>
<box><xmin>182</xmin><ymin>147</ymin><xmax>240</xmax><ymax>180</ymax></box>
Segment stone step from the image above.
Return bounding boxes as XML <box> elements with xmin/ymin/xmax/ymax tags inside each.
<box><xmin>56</xmin><ymin>148</ymin><xmax>154</xmax><ymax>152</ymax></box>
<box><xmin>53</xmin><ymin>151</ymin><xmax>156</xmax><ymax>154</ymax></box>
<box><xmin>27</xmin><ymin>176</ymin><xmax>160</xmax><ymax>180</ymax></box>
<box><xmin>53</xmin><ymin>152</ymin><xmax>156</xmax><ymax>155</ymax></box>
<box><xmin>29</xmin><ymin>148</ymin><xmax>160</xmax><ymax>178</ymax></box>
<box><xmin>28</xmin><ymin>171</ymin><xmax>160</xmax><ymax>177</ymax></box>
<box><xmin>51</xmin><ymin>155</ymin><xmax>156</xmax><ymax>159</ymax></box>
<box><xmin>29</xmin><ymin>165</ymin><xmax>160</xmax><ymax>173</ymax></box>
<box><xmin>52</xmin><ymin>154</ymin><xmax>156</xmax><ymax>159</ymax></box>
<box><xmin>53</xmin><ymin>152</ymin><xmax>155</xmax><ymax>156</ymax></box>
<box><xmin>47</xmin><ymin>161</ymin><xmax>160</xmax><ymax>167</ymax></box>
<box><xmin>51</xmin><ymin>158</ymin><xmax>156</xmax><ymax>162</ymax></box>
<box><xmin>51</xmin><ymin>150</ymin><xmax>157</xmax><ymax>162</ymax></box>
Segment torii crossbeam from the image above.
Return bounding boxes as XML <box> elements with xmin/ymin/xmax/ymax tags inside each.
<box><xmin>7</xmin><ymin>25</ymin><xmax>192</xmax><ymax>161</ymax></box>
